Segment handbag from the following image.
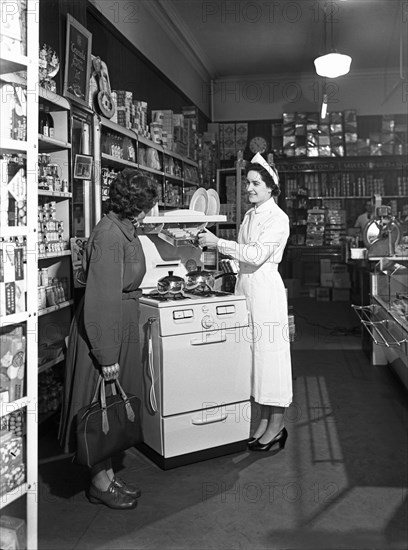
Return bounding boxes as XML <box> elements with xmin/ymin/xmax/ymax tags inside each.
<box><xmin>75</xmin><ymin>375</ymin><xmax>143</xmax><ymax>467</ymax></box>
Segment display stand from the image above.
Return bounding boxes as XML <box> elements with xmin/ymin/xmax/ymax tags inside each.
<box><xmin>0</xmin><ymin>2</ymin><xmax>39</xmax><ymax>548</ymax></box>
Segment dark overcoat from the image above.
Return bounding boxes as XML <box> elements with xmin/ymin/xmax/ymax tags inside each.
<box><xmin>58</xmin><ymin>212</ymin><xmax>146</xmax><ymax>453</ymax></box>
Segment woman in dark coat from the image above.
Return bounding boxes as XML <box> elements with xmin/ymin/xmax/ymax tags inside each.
<box><xmin>59</xmin><ymin>169</ymin><xmax>158</xmax><ymax>510</ymax></box>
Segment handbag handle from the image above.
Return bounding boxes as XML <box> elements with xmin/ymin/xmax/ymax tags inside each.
<box><xmin>95</xmin><ymin>375</ymin><xmax>136</xmax><ymax>435</ymax></box>
<box><xmin>113</xmin><ymin>379</ymin><xmax>135</xmax><ymax>423</ymax></box>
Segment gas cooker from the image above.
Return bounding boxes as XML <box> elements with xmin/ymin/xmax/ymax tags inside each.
<box><xmin>140</xmin><ymin>291</ymin><xmax>249</xmax><ymax>335</ymax></box>
<box><xmin>141</xmin><ymin>289</ymin><xmax>234</xmax><ymax>306</ymax></box>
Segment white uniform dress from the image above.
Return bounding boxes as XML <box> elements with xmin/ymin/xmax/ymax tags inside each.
<box><xmin>217</xmin><ymin>197</ymin><xmax>292</xmax><ymax>407</ymax></box>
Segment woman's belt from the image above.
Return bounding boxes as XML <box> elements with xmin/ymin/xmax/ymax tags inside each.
<box><xmin>122</xmin><ymin>290</ymin><xmax>142</xmax><ymax>300</ymax></box>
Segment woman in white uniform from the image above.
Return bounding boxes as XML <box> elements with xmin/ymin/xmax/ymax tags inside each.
<box><xmin>198</xmin><ymin>153</ymin><xmax>292</xmax><ymax>452</ymax></box>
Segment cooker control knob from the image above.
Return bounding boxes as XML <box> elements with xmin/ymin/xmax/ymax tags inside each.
<box><xmin>201</xmin><ymin>315</ymin><xmax>214</xmax><ymax>329</ymax></box>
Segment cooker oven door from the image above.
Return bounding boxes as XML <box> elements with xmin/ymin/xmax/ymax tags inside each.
<box><xmin>160</xmin><ymin>327</ymin><xmax>251</xmax><ymax>416</ymax></box>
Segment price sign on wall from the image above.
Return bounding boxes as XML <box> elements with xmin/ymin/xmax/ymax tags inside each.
<box><xmin>63</xmin><ymin>14</ymin><xmax>92</xmax><ymax>107</ymax></box>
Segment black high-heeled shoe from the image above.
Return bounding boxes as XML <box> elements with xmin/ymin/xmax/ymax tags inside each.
<box><xmin>249</xmin><ymin>427</ymin><xmax>288</xmax><ymax>452</ymax></box>
<box><xmin>247</xmin><ymin>436</ymin><xmax>259</xmax><ymax>449</ymax></box>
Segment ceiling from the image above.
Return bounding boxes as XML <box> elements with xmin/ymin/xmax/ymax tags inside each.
<box><xmin>159</xmin><ymin>0</ymin><xmax>406</xmax><ymax>79</ymax></box>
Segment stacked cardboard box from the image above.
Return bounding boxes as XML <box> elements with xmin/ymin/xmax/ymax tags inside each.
<box><xmin>219</xmin><ymin>123</ymin><xmax>236</xmax><ymax>160</ymax></box>
<box><xmin>133</xmin><ymin>100</ymin><xmax>149</xmax><ymax>136</ymax></box>
<box><xmin>113</xmin><ymin>90</ymin><xmax>133</xmax><ymax>129</ymax></box>
<box><xmin>319</xmin><ymin>260</ymin><xmax>351</xmax><ymax>301</ymax></box>
<box><xmin>263</xmin><ymin>110</ymin><xmax>406</xmax><ymax>159</ymax></box>
<box><xmin>271</xmin><ymin>122</ymin><xmax>283</xmax><ymax>156</ymax></box>
<box><xmin>151</xmin><ymin>109</ymin><xmax>173</xmax><ymax>148</ymax></box>
<box><xmin>182</xmin><ymin>106</ymin><xmax>199</xmax><ymax>160</ymax></box>
<box><xmin>306</xmin><ymin>113</ymin><xmax>319</xmax><ymax>157</ymax></box>
<box><xmin>218</xmin><ymin>122</ymin><xmax>248</xmax><ymax>161</ymax></box>
<box><xmin>306</xmin><ymin>208</ymin><xmax>325</xmax><ymax>246</ymax></box>
<box><xmin>325</xmin><ymin>209</ymin><xmax>346</xmax><ymax>246</ymax></box>
<box><xmin>329</xmin><ymin>112</ymin><xmax>345</xmax><ymax>157</ymax></box>
<box><xmin>343</xmin><ymin>110</ymin><xmax>358</xmax><ymax>156</ymax></box>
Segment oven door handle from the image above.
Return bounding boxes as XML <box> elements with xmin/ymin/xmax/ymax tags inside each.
<box><xmin>191</xmin><ymin>413</ymin><xmax>228</xmax><ymax>425</ymax></box>
<box><xmin>190</xmin><ymin>335</ymin><xmax>227</xmax><ymax>345</ymax></box>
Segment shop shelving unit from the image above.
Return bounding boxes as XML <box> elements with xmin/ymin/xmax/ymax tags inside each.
<box><xmin>278</xmin><ymin>156</ymin><xmax>408</xmax><ymax>234</ymax></box>
<box><xmin>0</xmin><ymin>1</ymin><xmax>39</xmax><ymax>547</ymax></box>
<box><xmin>94</xmin><ymin>116</ymin><xmax>200</xmax><ymax>224</ymax></box>
<box><xmin>215</xmin><ymin>165</ymin><xmax>247</xmax><ymax>242</ymax></box>
<box><xmin>37</xmin><ymin>88</ymin><xmax>73</xmax><ymax>423</ymax></box>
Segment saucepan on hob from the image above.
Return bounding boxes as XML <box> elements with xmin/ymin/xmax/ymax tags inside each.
<box><xmin>184</xmin><ymin>266</ymin><xmax>236</xmax><ymax>293</ymax></box>
<box><xmin>157</xmin><ymin>271</ymin><xmax>185</xmax><ymax>298</ymax></box>
<box><xmin>156</xmin><ymin>267</ymin><xmax>236</xmax><ymax>297</ymax></box>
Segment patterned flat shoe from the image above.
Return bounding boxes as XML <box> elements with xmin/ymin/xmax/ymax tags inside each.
<box><xmin>112</xmin><ymin>476</ymin><xmax>141</xmax><ymax>499</ymax></box>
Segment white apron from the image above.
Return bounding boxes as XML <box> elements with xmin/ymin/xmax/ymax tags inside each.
<box><xmin>217</xmin><ymin>198</ymin><xmax>292</xmax><ymax>406</ymax></box>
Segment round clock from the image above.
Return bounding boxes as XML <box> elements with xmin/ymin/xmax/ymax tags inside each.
<box><xmin>249</xmin><ymin>136</ymin><xmax>268</xmax><ymax>154</ymax></box>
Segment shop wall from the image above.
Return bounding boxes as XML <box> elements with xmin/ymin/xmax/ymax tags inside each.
<box><xmin>212</xmin><ymin>70</ymin><xmax>407</xmax><ymax>121</ymax></box>
<box><xmin>87</xmin><ymin>0</ymin><xmax>211</xmax><ymax>119</ymax></box>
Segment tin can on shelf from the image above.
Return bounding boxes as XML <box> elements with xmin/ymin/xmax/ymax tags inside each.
<box><xmin>40</xmin><ymin>268</ymin><xmax>49</xmax><ymax>286</ymax></box>
<box><xmin>45</xmin><ymin>286</ymin><xmax>57</xmax><ymax>307</ymax></box>
<box><xmin>38</xmin><ymin>287</ymin><xmax>46</xmax><ymax>309</ymax></box>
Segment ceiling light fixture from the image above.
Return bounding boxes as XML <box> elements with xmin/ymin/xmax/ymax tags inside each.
<box><xmin>321</xmin><ymin>92</ymin><xmax>328</xmax><ymax>119</ymax></box>
<box><xmin>314</xmin><ymin>2</ymin><xmax>352</xmax><ymax>78</ymax></box>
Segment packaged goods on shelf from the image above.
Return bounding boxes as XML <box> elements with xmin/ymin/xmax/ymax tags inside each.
<box><xmin>38</xmin><ymin>369</ymin><xmax>63</xmax><ymax>415</ymax></box>
<box><xmin>112</xmin><ymin>90</ymin><xmax>134</xmax><ymax>129</ymax></box>
<box><xmin>38</xmin><ymin>340</ymin><xmax>64</xmax><ymax>367</ymax></box>
<box><xmin>184</xmin><ymin>165</ymin><xmax>199</xmax><ymax>183</ymax></box>
<box><xmin>173</xmin><ymin>114</ymin><xmax>184</xmax><ymax>127</ymax></box>
<box><xmin>145</xmin><ymin>148</ymin><xmax>161</xmax><ymax>171</ymax></box>
<box><xmin>0</xmin><ymin>430</ymin><xmax>25</xmax><ymax>496</ymax></box>
<box><xmin>0</xmin><ymin>325</ymin><xmax>26</xmax><ymax>402</ymax></box>
<box><xmin>132</xmin><ymin>100</ymin><xmax>149</xmax><ymax>136</ymax></box>
<box><xmin>0</xmin><ymin>0</ymin><xmax>27</xmax><ymax>55</ymax></box>
<box><xmin>152</xmin><ymin>109</ymin><xmax>174</xmax><ymax>136</ymax></box>
<box><xmin>305</xmin><ymin>208</ymin><xmax>325</xmax><ymax>246</ymax></box>
<box><xmin>37</xmin><ymin>202</ymin><xmax>68</xmax><ymax>255</ymax></box>
<box><xmin>0</xmin><ymin>156</ymin><xmax>27</xmax><ymax>227</ymax></box>
<box><xmin>0</xmin><ymin>515</ymin><xmax>27</xmax><ymax>550</ymax></box>
<box><xmin>0</xmin><ymin>83</ymin><xmax>27</xmax><ymax>142</ymax></box>
<box><xmin>150</xmin><ymin>121</ymin><xmax>162</xmax><ymax>144</ymax></box>
<box><xmin>7</xmin><ymin>411</ymin><xmax>24</xmax><ymax>437</ymax></box>
<box><xmin>0</xmin><ymin>242</ymin><xmax>26</xmax><ymax>316</ymax></box>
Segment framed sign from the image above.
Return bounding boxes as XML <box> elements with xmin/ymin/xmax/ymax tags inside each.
<box><xmin>74</xmin><ymin>154</ymin><xmax>93</xmax><ymax>179</ymax></box>
<box><xmin>63</xmin><ymin>14</ymin><xmax>92</xmax><ymax>107</ymax></box>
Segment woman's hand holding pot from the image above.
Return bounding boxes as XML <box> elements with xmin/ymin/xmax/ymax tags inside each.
<box><xmin>198</xmin><ymin>228</ymin><xmax>219</xmax><ymax>249</ymax></box>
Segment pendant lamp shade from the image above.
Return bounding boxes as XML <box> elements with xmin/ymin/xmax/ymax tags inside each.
<box><xmin>314</xmin><ymin>52</ymin><xmax>352</xmax><ymax>78</ymax></box>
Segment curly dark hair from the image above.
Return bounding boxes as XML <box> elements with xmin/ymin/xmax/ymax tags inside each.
<box><xmin>108</xmin><ymin>168</ymin><xmax>158</xmax><ymax>219</ymax></box>
<box><xmin>246</xmin><ymin>162</ymin><xmax>280</xmax><ymax>197</ymax></box>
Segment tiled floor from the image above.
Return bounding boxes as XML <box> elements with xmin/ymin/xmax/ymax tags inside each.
<box><xmin>37</xmin><ymin>298</ymin><xmax>408</xmax><ymax>550</ymax></box>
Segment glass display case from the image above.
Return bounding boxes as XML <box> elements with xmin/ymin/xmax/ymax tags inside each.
<box><xmin>371</xmin><ymin>258</ymin><xmax>408</xmax><ymax>329</ymax></box>
<box><xmin>352</xmin><ymin>257</ymin><xmax>408</xmax><ymax>389</ymax></box>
